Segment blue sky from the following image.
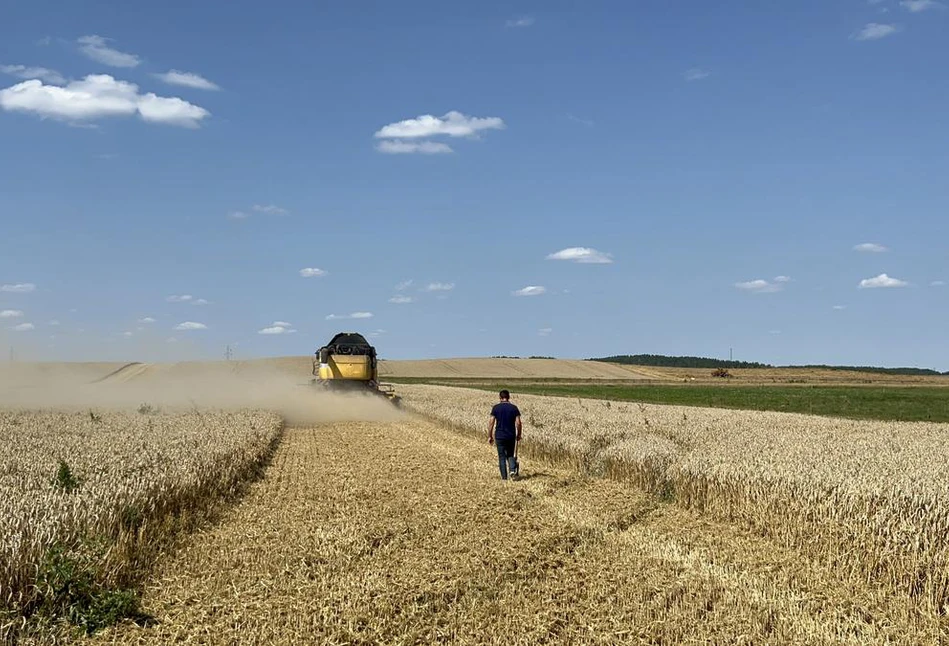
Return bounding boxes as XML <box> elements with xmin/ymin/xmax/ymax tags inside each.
<box><xmin>1</xmin><ymin>0</ymin><xmax>947</xmax><ymax>369</ymax></box>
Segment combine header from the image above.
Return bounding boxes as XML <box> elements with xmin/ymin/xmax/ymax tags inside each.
<box><xmin>311</xmin><ymin>332</ymin><xmax>401</xmax><ymax>406</ymax></box>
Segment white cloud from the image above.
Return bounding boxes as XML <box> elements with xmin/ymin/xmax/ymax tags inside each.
<box><xmin>191</xmin><ymin>298</ymin><xmax>209</xmax><ymax>306</ymax></box>
<box><xmin>77</xmin><ymin>35</ymin><xmax>140</xmax><ymax>68</ymax></box>
<box><xmin>12</xmin><ymin>322</ymin><xmax>35</xmax><ymax>332</ymax></box>
<box><xmin>853</xmin><ymin>242</ymin><xmax>888</xmax><ymax>252</ymax></box>
<box><xmin>166</xmin><ymin>294</ymin><xmax>194</xmax><ymax>303</ymax></box>
<box><xmin>299</xmin><ymin>267</ymin><xmax>327</xmax><ymax>278</ymax></box>
<box><xmin>852</xmin><ymin>23</ymin><xmax>900</xmax><ymax>40</ymax></box>
<box><xmin>833</xmin><ymin>305</ymin><xmax>847</xmax><ymax>310</ymax></box>
<box><xmin>389</xmin><ymin>295</ymin><xmax>414</xmax><ymax>304</ymax></box>
<box><xmin>256</xmin><ymin>320</ymin><xmax>296</xmax><ymax>334</ymax></box>
<box><xmin>252</xmin><ymin>204</ymin><xmax>288</xmax><ymax>215</ymax></box>
<box><xmin>174</xmin><ymin>321</ymin><xmax>207</xmax><ymax>330</ymax></box>
<box><xmin>858</xmin><ymin>273</ymin><xmax>909</xmax><ymax>288</ymax></box>
<box><xmin>567</xmin><ymin>114</ymin><xmax>594</xmax><ymax>127</ymax></box>
<box><xmin>505</xmin><ymin>16</ymin><xmax>535</xmax><ymax>27</ymax></box>
<box><xmin>932</xmin><ymin>280</ymin><xmax>946</xmax><ymax>287</ymax></box>
<box><xmin>154</xmin><ymin>70</ymin><xmax>220</xmax><ymax>91</ymax></box>
<box><xmin>325</xmin><ymin>312</ymin><xmax>373</xmax><ymax>320</ymax></box>
<box><xmin>230</xmin><ymin>204</ymin><xmax>288</xmax><ymax>218</ymax></box>
<box><xmin>122</xmin><ymin>331</ymin><xmax>134</xmax><ymax>338</ymax></box>
<box><xmin>375</xmin><ymin>111</ymin><xmax>505</xmax><ymax>140</ymax></box>
<box><xmin>374</xmin><ymin>111</ymin><xmax>503</xmax><ymax>154</ymax></box>
<box><xmin>773</xmin><ymin>275</ymin><xmax>791</xmax><ymax>283</ymax></box>
<box><xmin>48</xmin><ymin>319</ymin><xmax>60</xmax><ymax>326</ymax></box>
<box><xmin>258</xmin><ymin>325</ymin><xmax>296</xmax><ymax>335</ymax></box>
<box><xmin>376</xmin><ymin>140</ymin><xmax>454</xmax><ymax>154</ymax></box>
<box><xmin>684</xmin><ymin>67</ymin><xmax>710</xmax><ymax>81</ymax></box>
<box><xmin>769</xmin><ymin>330</ymin><xmax>782</xmax><ymax>335</ymax></box>
<box><xmin>0</xmin><ymin>64</ymin><xmax>65</xmax><ymax>84</ymax></box>
<box><xmin>135</xmin><ymin>90</ymin><xmax>210</xmax><ymax>127</ymax></box>
<box><xmin>424</xmin><ymin>282</ymin><xmax>455</xmax><ymax>292</ymax></box>
<box><xmin>0</xmin><ymin>283</ymin><xmax>35</xmax><ymax>293</ymax></box>
<box><xmin>395</xmin><ymin>279</ymin><xmax>413</xmax><ymax>291</ymax></box>
<box><xmin>0</xmin><ymin>310</ymin><xmax>23</xmax><ymax>318</ymax></box>
<box><xmin>138</xmin><ymin>316</ymin><xmax>156</xmax><ymax>323</ymax></box>
<box><xmin>901</xmin><ymin>0</ymin><xmax>943</xmax><ymax>11</ymax></box>
<box><xmin>735</xmin><ymin>278</ymin><xmax>785</xmax><ymax>293</ymax></box>
<box><xmin>513</xmin><ymin>286</ymin><xmax>546</xmax><ymax>297</ymax></box>
<box><xmin>546</xmin><ymin>247</ymin><xmax>613</xmax><ymax>264</ymax></box>
<box><xmin>0</xmin><ymin>75</ymin><xmax>210</xmax><ymax>128</ymax></box>
<box><xmin>538</xmin><ymin>327</ymin><xmax>553</xmax><ymax>336</ymax></box>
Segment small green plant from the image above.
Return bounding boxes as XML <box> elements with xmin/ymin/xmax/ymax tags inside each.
<box><xmin>35</xmin><ymin>542</ymin><xmax>145</xmax><ymax>635</ymax></box>
<box><xmin>120</xmin><ymin>504</ymin><xmax>145</xmax><ymax>532</ymax></box>
<box><xmin>52</xmin><ymin>459</ymin><xmax>81</xmax><ymax>494</ymax></box>
<box><xmin>137</xmin><ymin>403</ymin><xmax>158</xmax><ymax>415</ymax></box>
<box><xmin>658</xmin><ymin>481</ymin><xmax>677</xmax><ymax>503</ymax></box>
<box><xmin>527</xmin><ymin>414</ymin><xmax>544</xmax><ymax>429</ymax></box>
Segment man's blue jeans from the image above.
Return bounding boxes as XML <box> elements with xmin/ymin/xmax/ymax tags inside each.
<box><xmin>495</xmin><ymin>437</ymin><xmax>517</xmax><ymax>479</ymax></box>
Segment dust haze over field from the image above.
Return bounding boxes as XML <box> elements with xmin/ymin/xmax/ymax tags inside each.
<box><xmin>0</xmin><ymin>361</ymin><xmax>404</xmax><ymax>426</ymax></box>
<box><xmin>0</xmin><ymin>354</ymin><xmax>657</xmax><ymax>425</ymax></box>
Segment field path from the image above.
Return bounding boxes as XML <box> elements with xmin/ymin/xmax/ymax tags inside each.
<box><xmin>92</xmin><ymin>363</ymin><xmax>155</xmax><ymax>384</ymax></box>
<box><xmin>84</xmin><ymin>417</ymin><xmax>941</xmax><ymax>645</ymax></box>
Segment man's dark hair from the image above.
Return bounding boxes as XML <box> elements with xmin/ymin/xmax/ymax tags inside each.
<box><xmin>499</xmin><ymin>389</ymin><xmax>510</xmax><ymax>400</ymax></box>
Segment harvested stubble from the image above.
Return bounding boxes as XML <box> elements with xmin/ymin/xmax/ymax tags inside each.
<box><xmin>0</xmin><ymin>408</ymin><xmax>283</xmax><ymax>641</ymax></box>
<box><xmin>76</xmin><ymin>418</ymin><xmax>944</xmax><ymax>644</ymax></box>
<box><xmin>397</xmin><ymin>384</ymin><xmax>949</xmax><ymax>619</ymax></box>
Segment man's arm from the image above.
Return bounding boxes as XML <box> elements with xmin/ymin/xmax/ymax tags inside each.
<box><xmin>515</xmin><ymin>414</ymin><xmax>522</xmax><ymax>442</ymax></box>
<box><xmin>488</xmin><ymin>415</ymin><xmax>496</xmax><ymax>444</ymax></box>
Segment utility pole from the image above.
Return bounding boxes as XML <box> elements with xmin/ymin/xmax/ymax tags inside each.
<box><xmin>729</xmin><ymin>347</ymin><xmax>733</xmax><ymax>362</ymax></box>
<box><xmin>225</xmin><ymin>345</ymin><xmax>233</xmax><ymax>361</ymax></box>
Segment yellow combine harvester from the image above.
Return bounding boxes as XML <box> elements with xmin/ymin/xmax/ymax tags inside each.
<box><xmin>311</xmin><ymin>332</ymin><xmax>401</xmax><ymax>405</ymax></box>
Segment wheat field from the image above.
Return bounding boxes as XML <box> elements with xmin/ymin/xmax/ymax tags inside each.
<box><xmin>397</xmin><ymin>384</ymin><xmax>949</xmax><ymax>617</ymax></box>
<box><xmin>5</xmin><ymin>375</ymin><xmax>949</xmax><ymax>643</ymax></box>
<box><xmin>0</xmin><ymin>408</ymin><xmax>283</xmax><ymax>642</ymax></box>
<box><xmin>77</xmin><ymin>419</ymin><xmax>945</xmax><ymax>644</ymax></box>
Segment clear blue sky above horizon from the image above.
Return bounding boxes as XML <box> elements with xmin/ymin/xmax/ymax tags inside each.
<box><xmin>1</xmin><ymin>0</ymin><xmax>947</xmax><ymax>369</ymax></box>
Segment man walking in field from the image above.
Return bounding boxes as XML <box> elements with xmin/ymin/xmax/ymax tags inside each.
<box><xmin>488</xmin><ymin>389</ymin><xmax>522</xmax><ymax>480</ymax></box>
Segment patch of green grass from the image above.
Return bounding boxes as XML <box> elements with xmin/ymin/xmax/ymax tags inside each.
<box><xmin>34</xmin><ymin>541</ymin><xmax>152</xmax><ymax>636</ymax></box>
<box><xmin>396</xmin><ymin>380</ymin><xmax>949</xmax><ymax>423</ymax></box>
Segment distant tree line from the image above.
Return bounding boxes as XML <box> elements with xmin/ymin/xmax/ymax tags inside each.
<box><xmin>589</xmin><ymin>354</ymin><xmax>949</xmax><ymax>376</ymax></box>
<box><xmin>590</xmin><ymin>354</ymin><xmax>770</xmax><ymax>369</ymax></box>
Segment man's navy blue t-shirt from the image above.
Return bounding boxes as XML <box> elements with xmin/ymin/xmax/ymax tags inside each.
<box><xmin>491</xmin><ymin>401</ymin><xmax>521</xmax><ymax>441</ymax></box>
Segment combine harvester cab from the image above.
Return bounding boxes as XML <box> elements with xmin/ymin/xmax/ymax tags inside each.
<box><xmin>311</xmin><ymin>332</ymin><xmax>401</xmax><ymax>406</ymax></box>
